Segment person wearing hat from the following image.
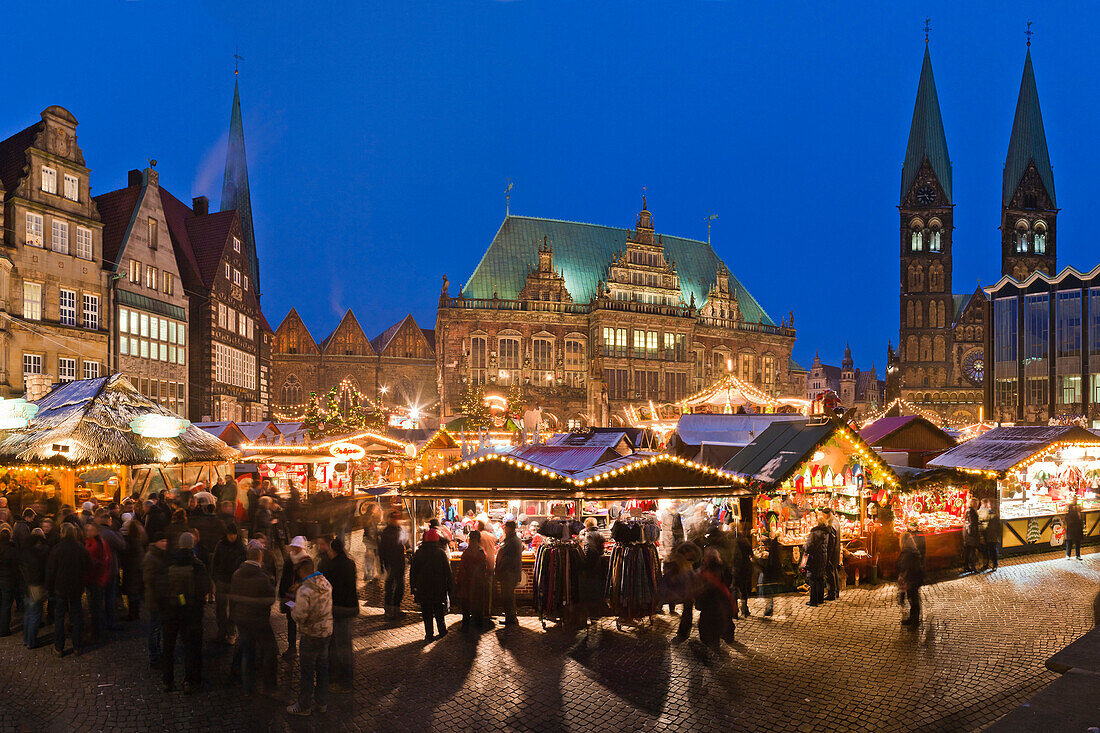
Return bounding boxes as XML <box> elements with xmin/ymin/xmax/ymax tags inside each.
<box><xmin>211</xmin><ymin>523</ymin><xmax>246</xmax><ymax>644</ymax></box>
<box><xmin>161</xmin><ymin>532</ymin><xmax>211</xmax><ymax>693</ymax></box>
<box><xmin>278</xmin><ymin>535</ymin><xmax>311</xmax><ymax>661</ymax></box>
<box><xmin>410</xmin><ymin>528</ymin><xmax>452</xmax><ymax>641</ymax></box>
<box><xmin>378</xmin><ymin>511</ymin><xmax>410</xmax><ymax>620</ymax></box>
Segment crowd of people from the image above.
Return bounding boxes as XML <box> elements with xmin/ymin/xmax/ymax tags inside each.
<box><xmin>0</xmin><ymin>478</ymin><xmax>357</xmax><ymax>718</ymax></box>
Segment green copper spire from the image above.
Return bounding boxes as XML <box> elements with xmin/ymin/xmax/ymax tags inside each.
<box><xmin>900</xmin><ymin>45</ymin><xmax>952</xmax><ymax>203</ymax></box>
<box><xmin>221</xmin><ymin>79</ymin><xmax>260</xmax><ymax>296</ymax></box>
<box><xmin>1004</xmin><ymin>48</ymin><xmax>1055</xmax><ymax>207</ymax></box>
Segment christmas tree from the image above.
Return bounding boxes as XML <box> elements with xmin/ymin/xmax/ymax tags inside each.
<box><xmin>459</xmin><ymin>382</ymin><xmax>492</xmax><ymax>429</ymax></box>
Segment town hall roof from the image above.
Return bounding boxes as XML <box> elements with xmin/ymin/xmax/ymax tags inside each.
<box><xmin>462</xmin><ymin>214</ymin><xmax>776</xmax><ymax>326</ymax></box>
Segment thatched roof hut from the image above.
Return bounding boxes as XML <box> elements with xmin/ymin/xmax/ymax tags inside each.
<box><xmin>0</xmin><ymin>375</ymin><xmax>238</xmax><ymax>466</ymax></box>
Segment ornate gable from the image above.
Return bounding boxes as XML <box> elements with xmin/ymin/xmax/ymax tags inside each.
<box><xmin>273</xmin><ymin>308</ymin><xmax>320</xmax><ymax>355</ymax></box>
<box><xmin>699</xmin><ymin>262</ymin><xmax>740</xmax><ymax>323</ymax></box>
<box><xmin>604</xmin><ymin>198</ymin><xmax>684</xmax><ymax>307</ymax></box>
<box><xmin>323</xmin><ymin>310</ymin><xmax>373</xmax><ymax>356</ymax></box>
<box><xmin>517</xmin><ymin>237</ymin><xmax>572</xmax><ymax>303</ymax></box>
<box><xmin>377</xmin><ymin>315</ymin><xmax>434</xmax><ymax>359</ymax></box>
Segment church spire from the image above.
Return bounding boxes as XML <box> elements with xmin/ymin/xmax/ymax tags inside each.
<box><xmin>901</xmin><ymin>45</ymin><xmax>952</xmax><ymax>203</ymax></box>
<box><xmin>221</xmin><ymin>78</ymin><xmax>260</xmax><ymax>297</ymax></box>
<box><xmin>1003</xmin><ymin>47</ymin><xmax>1055</xmax><ymax>207</ymax></box>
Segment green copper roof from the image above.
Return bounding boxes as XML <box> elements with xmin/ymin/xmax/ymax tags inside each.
<box><xmin>462</xmin><ymin>215</ymin><xmax>776</xmax><ymax>326</ymax></box>
<box><xmin>901</xmin><ymin>46</ymin><xmax>952</xmax><ymax>203</ymax></box>
<box><xmin>1004</xmin><ymin>48</ymin><xmax>1055</xmax><ymax>207</ymax></box>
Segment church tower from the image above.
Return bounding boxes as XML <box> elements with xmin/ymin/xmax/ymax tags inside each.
<box><xmin>898</xmin><ymin>43</ymin><xmax>954</xmax><ymax>396</ymax></box>
<box><xmin>1001</xmin><ymin>46</ymin><xmax>1057</xmax><ymax>279</ymax></box>
<box><xmin>221</xmin><ymin>78</ymin><xmax>260</xmax><ymax>299</ymax></box>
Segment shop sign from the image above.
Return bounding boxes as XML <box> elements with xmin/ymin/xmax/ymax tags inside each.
<box><xmin>329</xmin><ymin>442</ymin><xmax>366</xmax><ymax>461</ymax></box>
<box><xmin>130</xmin><ymin>414</ymin><xmax>190</xmax><ymax>438</ymax></box>
<box><xmin>0</xmin><ymin>398</ymin><xmax>38</xmax><ymax>430</ymax></box>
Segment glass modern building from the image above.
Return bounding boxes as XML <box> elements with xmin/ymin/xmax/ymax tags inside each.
<box><xmin>985</xmin><ymin>266</ymin><xmax>1100</xmax><ymax>424</ymax></box>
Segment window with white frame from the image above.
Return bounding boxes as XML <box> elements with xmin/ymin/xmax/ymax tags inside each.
<box><xmin>533</xmin><ymin>338</ymin><xmax>553</xmax><ymax>383</ymax></box>
<box><xmin>22</xmin><ymin>282</ymin><xmax>42</xmax><ymax>321</ymax></box>
<box><xmin>83</xmin><ymin>293</ymin><xmax>99</xmax><ymax>330</ymax></box>
<box><xmin>26</xmin><ymin>213</ymin><xmax>43</xmax><ymax>247</ymax></box>
<box><xmin>119</xmin><ymin>307</ymin><xmax>129</xmax><ymax>335</ymax></box>
<box><xmin>63</xmin><ymin>174</ymin><xmax>78</xmax><ymax>202</ymax></box>
<box><xmin>565</xmin><ymin>339</ymin><xmax>586</xmax><ymax>386</ymax></box>
<box><xmin>83</xmin><ymin>361</ymin><xmax>100</xmax><ymax>379</ymax></box>
<box><xmin>59</xmin><ymin>289</ymin><xmax>76</xmax><ymax>326</ymax></box>
<box><xmin>225</xmin><ymin>263</ymin><xmax>231</xmax><ymax>279</ymax></box>
<box><xmin>470</xmin><ymin>335</ymin><xmax>487</xmax><ymax>384</ymax></box>
<box><xmin>214</xmin><ymin>342</ymin><xmax>256</xmax><ymax>389</ymax></box>
<box><xmin>145</xmin><ymin>265</ymin><xmax>157</xmax><ymax>290</ymax></box>
<box><xmin>498</xmin><ymin>336</ymin><xmax>521</xmax><ymax>385</ymax></box>
<box><xmin>233</xmin><ymin>237</ymin><xmax>241</xmax><ymax>252</ymax></box>
<box><xmin>129</xmin><ymin>259</ymin><xmax>141</xmax><ymax>283</ymax></box>
<box><xmin>41</xmin><ymin>166</ymin><xmax>56</xmax><ymax>194</ymax></box>
<box><xmin>238</xmin><ymin>313</ymin><xmax>248</xmax><ymax>337</ymax></box>
<box><xmin>76</xmin><ymin>226</ymin><xmax>92</xmax><ymax>259</ymax></box>
<box><xmin>52</xmin><ymin>220</ymin><xmax>69</xmax><ymax>253</ymax></box>
<box><xmin>218</xmin><ymin>303</ymin><xmax>227</xmax><ymax>329</ymax></box>
<box><xmin>246</xmin><ymin>316</ymin><xmax>253</xmax><ymax>339</ymax></box>
<box><xmin>163</xmin><ymin>272</ymin><xmax>173</xmax><ymax>295</ymax></box>
<box><xmin>23</xmin><ymin>354</ymin><xmax>42</xmax><ymax>386</ymax></box>
<box><xmin>58</xmin><ymin>357</ymin><xmax>76</xmax><ymax>383</ymax></box>
<box><xmin>232</xmin><ymin>268</ymin><xmax>241</xmax><ymax>286</ymax></box>
<box><xmin>243</xmin><ymin>275</ymin><xmax>249</xmax><ymax>292</ymax></box>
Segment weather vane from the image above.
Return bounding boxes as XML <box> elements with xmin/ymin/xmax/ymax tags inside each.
<box><xmin>923</xmin><ymin>17</ymin><xmax>931</xmax><ymax>43</ymax></box>
<box><xmin>1025</xmin><ymin>20</ymin><xmax>1033</xmax><ymax>47</ymax></box>
<box><xmin>505</xmin><ymin>178</ymin><xmax>514</xmax><ymax>216</ymax></box>
<box><xmin>705</xmin><ymin>213</ymin><xmax>718</xmax><ymax>245</ymax></box>
<box><xmin>234</xmin><ymin>47</ymin><xmax>245</xmax><ymax>75</ymax></box>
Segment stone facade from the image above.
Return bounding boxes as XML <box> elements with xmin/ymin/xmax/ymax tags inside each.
<box><xmin>0</xmin><ymin>106</ymin><xmax>110</xmax><ymax>395</ymax></box>
<box><xmin>270</xmin><ymin>310</ymin><xmax>438</xmax><ymax>420</ymax></box>
<box><xmin>95</xmin><ymin>168</ymin><xmax>190</xmax><ymax>416</ymax></box>
<box><xmin>807</xmin><ymin>347</ymin><xmax>884</xmax><ymax>415</ymax></box>
<box><xmin>436</xmin><ymin>202</ymin><xmax>799</xmax><ymax>428</ymax></box>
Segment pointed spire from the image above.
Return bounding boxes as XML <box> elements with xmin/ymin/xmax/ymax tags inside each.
<box><xmin>221</xmin><ymin>79</ymin><xmax>260</xmax><ymax>297</ymax></box>
<box><xmin>1004</xmin><ymin>47</ymin><xmax>1055</xmax><ymax>207</ymax></box>
<box><xmin>842</xmin><ymin>343</ymin><xmax>853</xmax><ymax>371</ymax></box>
<box><xmin>901</xmin><ymin>45</ymin><xmax>952</xmax><ymax>203</ymax></box>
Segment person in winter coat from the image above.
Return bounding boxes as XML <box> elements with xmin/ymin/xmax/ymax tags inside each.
<box><xmin>211</xmin><ymin>524</ymin><xmax>247</xmax><ymax>644</ymax></box>
<box><xmin>982</xmin><ymin>502</ymin><xmax>1001</xmax><ymax>571</ymax></box>
<box><xmin>286</xmin><ymin>557</ymin><xmax>334</xmax><ymax>717</ymax></box>
<box><xmin>695</xmin><ymin>547</ymin><xmax>735</xmax><ymax>650</ymax></box>
<box><xmin>897</xmin><ymin>532</ymin><xmax>925</xmax><ymax>628</ymax></box>
<box><xmin>378</xmin><ymin>511</ymin><xmax>410</xmax><ymax>619</ymax></box>
<box><xmin>756</xmin><ymin>529</ymin><xmax>782</xmax><ymax>617</ymax></box>
<box><xmin>823</xmin><ymin>508</ymin><xmax>843</xmax><ymax>601</ymax></box>
<box><xmin>455</xmin><ymin>531</ymin><xmax>492</xmax><ymax>632</ymax></box>
<box><xmin>121</xmin><ymin>517</ymin><xmax>146</xmax><ymax>622</ymax></box>
<box><xmin>161</xmin><ymin>532</ymin><xmax>211</xmax><ymax>693</ymax></box>
<box><xmin>19</xmin><ymin>528</ymin><xmax>49</xmax><ymax>648</ymax></box>
<box><xmin>229</xmin><ymin>542</ymin><xmax>278</xmax><ymax>695</ymax></box>
<box><xmin>577</xmin><ymin>520</ymin><xmax>605</xmax><ymax>626</ymax></box>
<box><xmin>279</xmin><ymin>536</ymin><xmax>311</xmax><ymax>660</ymax></box>
<box><xmin>83</xmin><ymin>522</ymin><xmax>111</xmax><ymax>643</ymax></box>
<box><xmin>13</xmin><ymin>508</ymin><xmax>36</xmax><ymax>551</ymax></box>
<box><xmin>166</xmin><ymin>509</ymin><xmax>191</xmax><ymax>552</ymax></box>
<box><xmin>410</xmin><ymin>529</ymin><xmax>452</xmax><ymax>641</ymax></box>
<box><xmin>733</xmin><ymin>522</ymin><xmax>753</xmax><ymax>617</ymax></box>
<box><xmin>800</xmin><ymin>512</ymin><xmax>829</xmax><ymax>607</ymax></box>
<box><xmin>189</xmin><ymin>502</ymin><xmax>227</xmax><ymax>562</ymax></box>
<box><xmin>1066</xmin><ymin>498</ymin><xmax>1086</xmax><ymax>561</ymax></box>
<box><xmin>317</xmin><ymin>535</ymin><xmax>358</xmax><ymax>692</ymax></box>
<box><xmin>46</xmin><ymin>523</ymin><xmax>92</xmax><ymax>656</ymax></box>
<box><xmin>962</xmin><ymin>497</ymin><xmax>982</xmax><ymax>572</ymax></box>
<box><xmin>95</xmin><ymin>512</ymin><xmax>125</xmax><ymax>633</ymax></box>
<box><xmin>496</xmin><ymin>520</ymin><xmax>524</xmax><ymax>625</ymax></box>
<box><xmin>672</xmin><ymin>540</ymin><xmax>704</xmax><ymax>640</ymax></box>
<box><xmin>142</xmin><ymin>532</ymin><xmax>170</xmax><ymax>667</ymax></box>
<box><xmin>0</xmin><ymin>524</ymin><xmax>18</xmax><ymax>636</ymax></box>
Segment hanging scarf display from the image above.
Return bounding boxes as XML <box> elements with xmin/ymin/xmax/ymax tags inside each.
<box><xmin>605</xmin><ymin>519</ymin><xmax>660</xmax><ymax>623</ymax></box>
<box><xmin>532</xmin><ymin>538</ymin><xmax>584</xmax><ymax>621</ymax></box>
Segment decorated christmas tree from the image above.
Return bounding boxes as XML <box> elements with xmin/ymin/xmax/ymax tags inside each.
<box><xmin>459</xmin><ymin>382</ymin><xmax>492</xmax><ymax>429</ymax></box>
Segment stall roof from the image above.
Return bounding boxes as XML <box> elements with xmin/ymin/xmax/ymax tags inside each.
<box><xmin>722</xmin><ymin>417</ymin><xmax>899</xmax><ymax>488</ymax></box>
<box><xmin>668</xmin><ymin>413</ymin><xmax>806</xmax><ymax>460</ymax></box>
<box><xmin>0</xmin><ymin>375</ymin><xmax>238</xmax><ymax>466</ymax></box>
<box><xmin>927</xmin><ymin>425</ymin><xmax>1100</xmax><ymax>474</ymax></box>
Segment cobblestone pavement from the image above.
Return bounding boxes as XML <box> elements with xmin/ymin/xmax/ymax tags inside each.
<box><xmin>0</xmin><ymin>544</ymin><xmax>1095</xmax><ymax>733</ymax></box>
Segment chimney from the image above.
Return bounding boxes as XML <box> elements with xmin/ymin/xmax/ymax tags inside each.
<box><xmin>192</xmin><ymin>196</ymin><xmax>209</xmax><ymax>216</ymax></box>
<box><xmin>128</xmin><ymin>169</ymin><xmax>142</xmax><ymax>188</ymax></box>
<box><xmin>24</xmin><ymin>374</ymin><xmax>53</xmax><ymax>402</ymax></box>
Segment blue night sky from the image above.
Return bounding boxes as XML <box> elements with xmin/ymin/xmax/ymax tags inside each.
<box><xmin>5</xmin><ymin>1</ymin><xmax>1100</xmax><ymax>371</ymax></box>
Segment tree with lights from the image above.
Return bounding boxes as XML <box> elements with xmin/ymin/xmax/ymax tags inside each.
<box><xmin>459</xmin><ymin>381</ymin><xmax>492</xmax><ymax>429</ymax></box>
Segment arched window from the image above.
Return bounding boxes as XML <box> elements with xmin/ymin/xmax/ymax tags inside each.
<box><xmin>906</xmin><ymin>336</ymin><xmax>919</xmax><ymax>362</ymax></box>
<box><xmin>1016</xmin><ymin>220</ymin><xmax>1030</xmax><ymax>253</ymax></box>
<box><xmin>933</xmin><ymin>335</ymin><xmax>946</xmax><ymax>361</ymax></box>
<box><xmin>906</xmin><ymin>301</ymin><xmax>915</xmax><ymax>328</ymax></box>
<box><xmin>928</xmin><ymin>262</ymin><xmax>944</xmax><ymax>292</ymax></box>
<box><xmin>1034</xmin><ymin>221</ymin><xmax>1047</xmax><ymax>254</ymax></box>
<box><xmin>281</xmin><ymin>375</ymin><xmax>302</xmax><ymax>406</ymax></box>
<box><xmin>907</xmin><ymin>263</ymin><xmax>924</xmax><ymax>292</ymax></box>
<box><xmin>928</xmin><ymin>220</ymin><xmax>942</xmax><ymax>252</ymax></box>
<box><xmin>910</xmin><ymin>221</ymin><xmax>924</xmax><ymax>252</ymax></box>
<box><xmin>919</xmin><ymin>336</ymin><xmax>932</xmax><ymax>362</ymax></box>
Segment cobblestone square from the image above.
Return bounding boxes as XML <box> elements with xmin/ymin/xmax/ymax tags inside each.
<box><xmin>0</xmin><ymin>546</ymin><xmax>1094</xmax><ymax>732</ymax></box>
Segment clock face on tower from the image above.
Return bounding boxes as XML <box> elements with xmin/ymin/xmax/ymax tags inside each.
<box><xmin>916</xmin><ymin>186</ymin><xmax>936</xmax><ymax>205</ymax></box>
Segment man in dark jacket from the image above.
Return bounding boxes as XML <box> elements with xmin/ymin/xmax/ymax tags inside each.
<box><xmin>822</xmin><ymin>508</ymin><xmax>841</xmax><ymax>602</ymax></box>
<box><xmin>733</xmin><ymin>522</ymin><xmax>753</xmax><ymax>617</ymax></box>
<box><xmin>161</xmin><ymin>532</ymin><xmax>212</xmax><ymax>693</ymax></box>
<box><xmin>95</xmin><ymin>512</ymin><xmax>125</xmax><ymax>633</ymax></box>
<box><xmin>1066</xmin><ymin>498</ymin><xmax>1085</xmax><ymax>561</ymax></box>
<box><xmin>897</xmin><ymin>532</ymin><xmax>925</xmax><ymax>628</ymax></box>
<box><xmin>211</xmin><ymin>525</ymin><xmax>246</xmax><ymax>644</ymax></box>
<box><xmin>800</xmin><ymin>512</ymin><xmax>829</xmax><ymax>607</ymax></box>
<box><xmin>190</xmin><ymin>502</ymin><xmax>227</xmax><ymax>564</ymax></box>
<box><xmin>46</xmin><ymin>523</ymin><xmax>92</xmax><ymax>656</ymax></box>
<box><xmin>142</xmin><ymin>532</ymin><xmax>170</xmax><ymax>667</ymax></box>
<box><xmin>19</xmin><ymin>528</ymin><xmax>49</xmax><ymax>648</ymax></box>
<box><xmin>495</xmin><ymin>520</ymin><xmax>523</xmax><ymax>626</ymax></box>
<box><xmin>230</xmin><ymin>542</ymin><xmax>278</xmax><ymax>695</ymax></box>
<box><xmin>0</xmin><ymin>524</ymin><xmax>17</xmax><ymax>636</ymax></box>
<box><xmin>410</xmin><ymin>528</ymin><xmax>452</xmax><ymax>641</ymax></box>
<box><xmin>317</xmin><ymin>535</ymin><xmax>358</xmax><ymax>692</ymax></box>
<box><xmin>963</xmin><ymin>498</ymin><xmax>982</xmax><ymax>572</ymax></box>
<box><xmin>378</xmin><ymin>511</ymin><xmax>409</xmax><ymax>619</ymax></box>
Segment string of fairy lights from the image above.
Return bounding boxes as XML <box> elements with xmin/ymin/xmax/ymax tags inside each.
<box><xmin>272</xmin><ymin>378</ymin><xmax>439</xmax><ymax>423</ymax></box>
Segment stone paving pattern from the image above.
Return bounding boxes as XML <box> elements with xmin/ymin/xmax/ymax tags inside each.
<box><xmin>0</xmin><ymin>541</ymin><xmax>1095</xmax><ymax>732</ymax></box>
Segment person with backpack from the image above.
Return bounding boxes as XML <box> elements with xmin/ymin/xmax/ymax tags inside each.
<box><xmin>286</xmin><ymin>557</ymin><xmax>333</xmax><ymax>716</ymax></box>
<box><xmin>161</xmin><ymin>532</ymin><xmax>211</xmax><ymax>693</ymax></box>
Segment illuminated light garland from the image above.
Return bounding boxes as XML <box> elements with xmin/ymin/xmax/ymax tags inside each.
<box><xmin>857</xmin><ymin>397</ymin><xmax>977</xmax><ymax>430</ymax></box>
<box><xmin>240</xmin><ymin>429</ymin><xmax>410</xmax><ymax>453</ymax></box>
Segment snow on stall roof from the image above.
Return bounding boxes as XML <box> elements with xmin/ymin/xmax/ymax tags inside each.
<box><xmin>927</xmin><ymin>425</ymin><xmax>1100</xmax><ymax>472</ymax></box>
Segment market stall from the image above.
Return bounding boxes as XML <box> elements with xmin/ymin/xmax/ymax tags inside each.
<box><xmin>928</xmin><ymin>426</ymin><xmax>1100</xmax><ymax>554</ymax></box>
<box><xmin>0</xmin><ymin>375</ymin><xmax>236</xmax><ymax>507</ymax></box>
<box><xmin>723</xmin><ymin>416</ymin><xmax>902</xmax><ymax>585</ymax></box>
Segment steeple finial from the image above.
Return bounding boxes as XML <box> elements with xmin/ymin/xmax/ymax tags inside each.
<box><xmin>234</xmin><ymin>47</ymin><xmax>244</xmax><ymax>76</ymax></box>
<box><xmin>641</xmin><ymin>185</ymin><xmax>647</xmax><ymax>211</ymax></box>
<box><xmin>923</xmin><ymin>17</ymin><xmax>931</xmax><ymax>44</ymax></box>
<box><xmin>505</xmin><ymin>178</ymin><xmax>513</xmax><ymax>217</ymax></box>
<box><xmin>1025</xmin><ymin>20</ymin><xmax>1033</xmax><ymax>47</ymax></box>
